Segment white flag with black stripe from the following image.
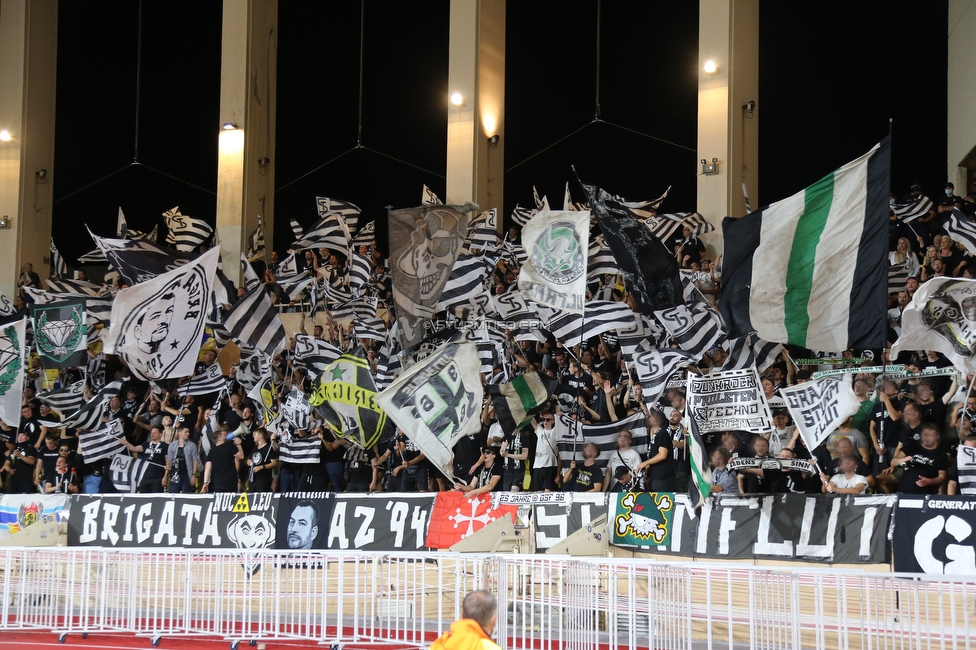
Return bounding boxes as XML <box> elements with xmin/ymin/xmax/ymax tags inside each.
<box><xmin>548</xmin><ymin>301</ymin><xmax>637</xmax><ymax>344</ymax></box>
<box><xmin>164</xmin><ymin>206</ymin><xmax>214</xmax><ymax>252</ymax></box>
<box><xmin>556</xmin><ymin>410</ymin><xmax>649</xmax><ymax>468</ymax></box>
<box><xmin>38</xmin><ymin>380</ymin><xmax>86</xmax><ymax>415</ymax></box>
<box><xmin>422</xmin><ymin>184</ymin><xmax>443</xmax><ymax>205</ymax></box>
<box><xmin>289</xmin><ymin>217</ymin><xmax>304</xmax><ymax>241</ymax></box>
<box><xmin>44</xmin><ymin>277</ymin><xmax>110</xmax><ymax>298</ymax></box>
<box><xmin>292</xmin><ymin>212</ymin><xmax>351</xmax><ymax>254</ymax></box>
<box><xmin>644</xmin><ymin>211</ymin><xmax>713</xmax><ymax>243</ymax></box>
<box><xmin>24</xmin><ymin>287</ymin><xmax>112</xmax><ymax>329</ymax></box>
<box><xmin>221</xmin><ymin>283</ymin><xmax>287</xmax><ymax>355</ymax></box>
<box><xmin>50</xmin><ymin>238</ymin><xmax>67</xmax><ymax>279</ymax></box>
<box><xmin>294</xmin><ymin>335</ymin><xmax>343</xmax><ymax>377</ymax></box>
<box><xmin>945</xmin><ymin>209</ymin><xmax>976</xmax><ymax>258</ymax></box>
<box><xmin>348</xmin><ymin>250</ymin><xmax>372</xmax><ymax>297</ymax></box>
<box><xmin>510</xmin><ymin>203</ymin><xmax>536</xmax><ymax>227</ymax></box>
<box><xmin>78</xmin><ymin>419</ymin><xmax>125</xmax><ymax>461</ymax></box>
<box><xmin>315</xmin><ymin>196</ymin><xmax>361</xmax><ymax>234</ymax></box>
<box><xmin>182</xmin><ymin>363</ymin><xmax>227</xmax><ymax>396</ymax></box>
<box><xmin>58</xmin><ymin>381</ymin><xmax>123</xmax><ymax>431</ymax></box>
<box><xmin>654</xmin><ymin>301</ymin><xmax>724</xmax><ymax>358</ymax></box>
<box><xmin>721</xmin><ymin>332</ymin><xmax>783</xmax><ymax>373</ymax></box>
<box><xmin>888</xmin><ymin>262</ymin><xmax>909</xmax><ymax>294</ymax></box>
<box><xmin>108</xmin><ymin>452</ymin><xmax>150</xmax><ymax>493</ymax></box>
<box><xmin>281</xmin><ymin>389</ymin><xmax>312</xmax><ymax>432</ymax></box>
<box><xmin>236</xmin><ymin>351</ymin><xmax>270</xmax><ymax>393</ymax></box>
<box><xmin>277</xmin><ymin>272</ymin><xmax>313</xmax><ymax>302</ymax></box>
<box><xmin>278</xmin><ymin>433</ymin><xmax>321</xmax><ymax>464</ymax></box>
<box><xmin>893</xmin><ymin>195</ymin><xmax>934</xmax><ymax>224</ymax></box>
<box><xmin>351</xmin><ymin>220</ymin><xmax>376</xmax><ymax>247</ymax></box>
<box><xmin>465</xmin><ymin>208</ymin><xmax>498</xmax><ymax>253</ymax></box>
<box><xmin>246</xmin><ymin>216</ymin><xmax>265</xmax><ymax>261</ymax></box>
<box><xmin>436</xmin><ymin>253</ymin><xmax>493</xmax><ymax>317</ymax></box>
<box><xmin>612</xmin><ymin>186</ymin><xmax>671</xmax><ymax>220</ymax></box>
<box><xmin>587</xmin><ymin>235</ymin><xmax>619</xmax><ymax>279</ymax></box>
<box><xmin>632</xmin><ymin>348</ymin><xmax>698</xmax><ymax>405</ymax></box>
<box><xmin>241</xmin><ymin>254</ymin><xmax>261</xmax><ymax>291</ymax></box>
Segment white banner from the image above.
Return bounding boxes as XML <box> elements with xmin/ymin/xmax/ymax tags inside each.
<box><xmin>518</xmin><ymin>210</ymin><xmax>590</xmax><ymax>313</ymax></box>
<box><xmin>780</xmin><ymin>377</ymin><xmax>860</xmax><ymax>452</ymax></box>
<box><xmin>686</xmin><ymin>367</ymin><xmax>772</xmax><ymax>434</ymax></box>
<box><xmin>0</xmin><ymin>317</ymin><xmax>27</xmax><ymax>428</ymax></box>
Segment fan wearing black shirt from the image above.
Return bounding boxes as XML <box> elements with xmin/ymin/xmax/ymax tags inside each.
<box><xmin>889</xmin><ymin>424</ymin><xmax>948</xmax><ymax>495</ymax></box>
<box><xmin>561</xmin><ymin>442</ymin><xmax>603</xmax><ymax>492</ymax></box>
<box><xmin>499</xmin><ymin>429</ymin><xmax>527</xmax><ymax>492</ymax></box>
<box><xmin>202</xmin><ymin>426</ymin><xmax>242</xmax><ymax>493</ymax></box>
<box><xmin>2</xmin><ymin>431</ymin><xmax>37</xmax><ymax>494</ymax></box>
<box><xmin>457</xmin><ymin>448</ymin><xmax>502</xmax><ymax>496</ymax></box>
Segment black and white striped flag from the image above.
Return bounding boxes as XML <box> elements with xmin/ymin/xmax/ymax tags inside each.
<box><xmin>510</xmin><ymin>203</ymin><xmax>536</xmax><ymax>227</ymax></box>
<box><xmin>350</xmin><ymin>220</ymin><xmax>375</xmax><ymax>248</ymax></box>
<box><xmin>78</xmin><ymin>419</ymin><xmax>126</xmax><ymax>461</ymax></box>
<box><xmin>315</xmin><ymin>196</ymin><xmax>361</xmax><ymax>234</ymax></box>
<box><xmin>465</xmin><ymin>208</ymin><xmax>498</xmax><ymax>253</ymax></box>
<box><xmin>644</xmin><ymin>211</ymin><xmax>714</xmax><ymax>243</ymax></box>
<box><xmin>289</xmin><ymin>217</ymin><xmax>304</xmax><ymax>241</ymax></box>
<box><xmin>503</xmin><ymin>240</ymin><xmax>527</xmax><ymax>268</ymax></box>
<box><xmin>632</xmin><ymin>348</ymin><xmax>698</xmax><ymax>405</ymax></box>
<box><xmin>87</xmin><ymin>353</ymin><xmax>106</xmax><ymax>391</ymax></box>
<box><xmin>277</xmin><ymin>272</ymin><xmax>313</xmax><ymax>302</ymax></box>
<box><xmin>246</xmin><ymin>216</ymin><xmax>265</xmax><ymax>261</ymax></box>
<box><xmin>23</xmin><ymin>288</ymin><xmax>112</xmax><ymax>327</ymax></box>
<box><xmin>355</xmin><ymin>316</ymin><xmax>388</xmax><ymax>341</ymax></box>
<box><xmin>164</xmin><ymin>206</ymin><xmax>214</xmax><ymax>252</ymax></box>
<box><xmin>612</xmin><ymin>186</ymin><xmax>671</xmax><ymax>220</ymax></box>
<box><xmin>547</xmin><ymin>301</ymin><xmax>637</xmax><ymax>344</ymax></box>
<box><xmin>587</xmin><ymin>235</ymin><xmax>619</xmax><ymax>279</ymax></box>
<box><xmin>182</xmin><ymin>363</ymin><xmax>227</xmax><ymax>396</ymax></box>
<box><xmin>294</xmin><ymin>335</ymin><xmax>343</xmax><ymax>376</ymax></box>
<box><xmin>555</xmin><ymin>410</ymin><xmax>649</xmax><ymax>468</ymax></box>
<box><xmin>77</xmin><ymin>248</ymin><xmax>108</xmax><ymax>265</ymax></box>
<box><xmin>235</xmin><ymin>351</ymin><xmax>270</xmax><ymax>393</ymax></box>
<box><xmin>278</xmin><ymin>434</ymin><xmax>321</xmax><ymax>465</ymax></box>
<box><xmin>945</xmin><ymin>209</ymin><xmax>976</xmax><ymax>257</ymax></box>
<box><xmin>51</xmin><ymin>238</ymin><xmax>67</xmax><ymax>278</ymax></box>
<box><xmin>292</xmin><ymin>212</ymin><xmax>350</xmax><ymax>254</ymax></box>
<box><xmin>275</xmin><ymin>252</ymin><xmax>300</xmax><ymax>280</ymax></box>
<box><xmin>617</xmin><ymin>312</ymin><xmax>665</xmax><ymax>363</ymax></box>
<box><xmin>221</xmin><ymin>284</ymin><xmax>287</xmax><ymax>355</ymax></box>
<box><xmin>61</xmin><ymin>381</ymin><xmax>122</xmax><ymax>431</ymax></box>
<box><xmin>721</xmin><ymin>332</ymin><xmax>783</xmax><ymax>373</ymax></box>
<box><xmin>241</xmin><ymin>254</ymin><xmax>261</xmax><ymax>291</ymax></box>
<box><xmin>38</xmin><ymin>380</ymin><xmax>87</xmax><ymax>415</ymax></box>
<box><xmin>436</xmin><ymin>254</ymin><xmax>492</xmax><ymax>317</ymax></box>
<box><xmin>893</xmin><ymin>195</ymin><xmax>934</xmax><ymax>224</ymax></box>
<box><xmin>654</xmin><ymin>301</ymin><xmax>724</xmax><ymax>358</ymax></box>
<box><xmin>116</xmin><ymin>207</ymin><xmax>151</xmax><ymax>240</ymax></box>
<box><xmin>348</xmin><ymin>250</ymin><xmax>372</xmax><ymax>297</ymax></box>
<box><xmin>888</xmin><ymin>262</ymin><xmax>909</xmax><ymax>294</ymax></box>
<box><xmin>44</xmin><ymin>277</ymin><xmax>110</xmax><ymax>298</ymax></box>
<box><xmin>108</xmin><ymin>453</ymin><xmax>150</xmax><ymax>493</ymax></box>
<box><xmin>533</xmin><ymin>186</ymin><xmax>549</xmax><ymax>210</ymax></box>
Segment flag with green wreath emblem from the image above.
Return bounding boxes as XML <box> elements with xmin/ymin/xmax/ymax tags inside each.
<box><xmin>31</xmin><ymin>299</ymin><xmax>87</xmax><ymax>369</ymax></box>
<box><xmin>0</xmin><ymin>317</ymin><xmax>26</xmax><ymax>427</ymax></box>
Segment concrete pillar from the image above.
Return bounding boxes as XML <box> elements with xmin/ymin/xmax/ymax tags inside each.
<box><xmin>0</xmin><ymin>0</ymin><xmax>58</xmax><ymax>300</ymax></box>
<box><xmin>446</xmin><ymin>0</ymin><xmax>505</xmax><ymax>214</ymax></box>
<box><xmin>696</xmin><ymin>0</ymin><xmax>759</xmax><ymax>260</ymax></box>
<box><xmin>948</xmin><ymin>0</ymin><xmax>976</xmax><ymax>194</ymax></box>
<box><xmin>217</xmin><ymin>0</ymin><xmax>277</xmax><ymax>286</ymax></box>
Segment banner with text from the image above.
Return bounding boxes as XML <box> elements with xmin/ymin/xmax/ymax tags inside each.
<box><xmin>686</xmin><ymin>368</ymin><xmax>772</xmax><ymax>434</ymax></box>
<box><xmin>780</xmin><ymin>378</ymin><xmax>861</xmax><ymax>452</ymax></box>
<box><xmin>891</xmin><ymin>495</ymin><xmax>976</xmax><ymax>575</ymax></box>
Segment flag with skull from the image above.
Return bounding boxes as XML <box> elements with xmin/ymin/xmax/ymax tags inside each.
<box><xmin>388</xmin><ymin>203</ymin><xmax>473</xmax><ymax>350</ymax></box>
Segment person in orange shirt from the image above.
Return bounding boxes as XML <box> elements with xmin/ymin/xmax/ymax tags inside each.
<box><xmin>429</xmin><ymin>590</ymin><xmax>501</xmax><ymax>650</ymax></box>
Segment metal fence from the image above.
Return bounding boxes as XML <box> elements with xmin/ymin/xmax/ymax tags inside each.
<box><xmin>1</xmin><ymin>548</ymin><xmax>975</xmax><ymax>649</ymax></box>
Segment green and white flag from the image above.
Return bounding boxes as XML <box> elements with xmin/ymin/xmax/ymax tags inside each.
<box><xmin>31</xmin><ymin>299</ymin><xmax>88</xmax><ymax>369</ymax></box>
<box><xmin>0</xmin><ymin>317</ymin><xmax>26</xmax><ymax>428</ymax></box>
<box><xmin>485</xmin><ymin>371</ymin><xmax>558</xmax><ymax>433</ymax></box>
<box><xmin>518</xmin><ymin>210</ymin><xmax>590</xmax><ymax>313</ymax></box>
<box><xmin>720</xmin><ymin>139</ymin><xmax>890</xmax><ymax>352</ymax></box>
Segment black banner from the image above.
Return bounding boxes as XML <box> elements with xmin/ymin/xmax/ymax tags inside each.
<box><xmin>688</xmin><ymin>494</ymin><xmax>894</xmax><ymax>563</ymax></box>
<box><xmin>67</xmin><ymin>493</ymin><xmax>278</xmax><ymax>550</ymax></box>
<box><xmin>533</xmin><ymin>494</ymin><xmax>608</xmax><ymax>552</ymax></box>
<box><xmin>892</xmin><ymin>496</ymin><xmax>976</xmax><ymax>574</ymax></box>
<box><xmin>276</xmin><ymin>492</ymin><xmax>334</xmax><ymax>550</ymax></box>
<box><xmin>326</xmin><ymin>493</ymin><xmax>435</xmax><ymax>551</ymax></box>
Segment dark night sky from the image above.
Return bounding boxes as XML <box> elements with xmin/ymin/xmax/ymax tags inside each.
<box><xmin>51</xmin><ymin>1</ymin><xmax>947</xmax><ymax>264</ymax></box>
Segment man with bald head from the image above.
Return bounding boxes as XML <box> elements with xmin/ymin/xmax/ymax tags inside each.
<box><xmin>429</xmin><ymin>590</ymin><xmax>501</xmax><ymax>650</ymax></box>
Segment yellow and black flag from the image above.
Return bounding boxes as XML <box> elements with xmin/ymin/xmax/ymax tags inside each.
<box><xmin>310</xmin><ymin>346</ymin><xmax>396</xmax><ymax>450</ymax></box>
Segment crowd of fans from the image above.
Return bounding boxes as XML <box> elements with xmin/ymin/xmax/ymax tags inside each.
<box><xmin>3</xmin><ymin>179</ymin><xmax>976</xmax><ymax>500</ymax></box>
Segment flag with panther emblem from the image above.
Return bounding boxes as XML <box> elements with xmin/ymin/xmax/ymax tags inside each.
<box><xmin>31</xmin><ymin>299</ymin><xmax>87</xmax><ymax>369</ymax></box>
<box><xmin>310</xmin><ymin>347</ymin><xmax>395</xmax><ymax>449</ymax></box>
<box><xmin>377</xmin><ymin>341</ymin><xmax>483</xmax><ymax>480</ymax></box>
<box><xmin>518</xmin><ymin>210</ymin><xmax>590</xmax><ymax>313</ymax></box>
<box><xmin>389</xmin><ymin>203</ymin><xmax>473</xmax><ymax>350</ymax></box>
<box><xmin>0</xmin><ymin>317</ymin><xmax>27</xmax><ymax>428</ymax></box>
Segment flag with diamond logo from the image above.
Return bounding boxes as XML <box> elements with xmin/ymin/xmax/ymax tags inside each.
<box><xmin>31</xmin><ymin>299</ymin><xmax>87</xmax><ymax>369</ymax></box>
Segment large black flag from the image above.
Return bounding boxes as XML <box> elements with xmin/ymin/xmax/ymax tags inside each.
<box><xmin>580</xmin><ymin>182</ymin><xmax>682</xmax><ymax>315</ymax></box>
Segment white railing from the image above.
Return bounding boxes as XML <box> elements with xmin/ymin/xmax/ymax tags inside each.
<box><xmin>2</xmin><ymin>548</ymin><xmax>975</xmax><ymax>649</ymax></box>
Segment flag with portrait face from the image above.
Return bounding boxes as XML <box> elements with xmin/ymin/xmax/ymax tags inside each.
<box><xmin>103</xmin><ymin>247</ymin><xmax>220</xmax><ymax>381</ymax></box>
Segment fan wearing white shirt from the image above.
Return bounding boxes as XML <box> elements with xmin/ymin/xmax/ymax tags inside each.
<box><xmin>822</xmin><ymin>454</ymin><xmax>868</xmax><ymax>495</ymax></box>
